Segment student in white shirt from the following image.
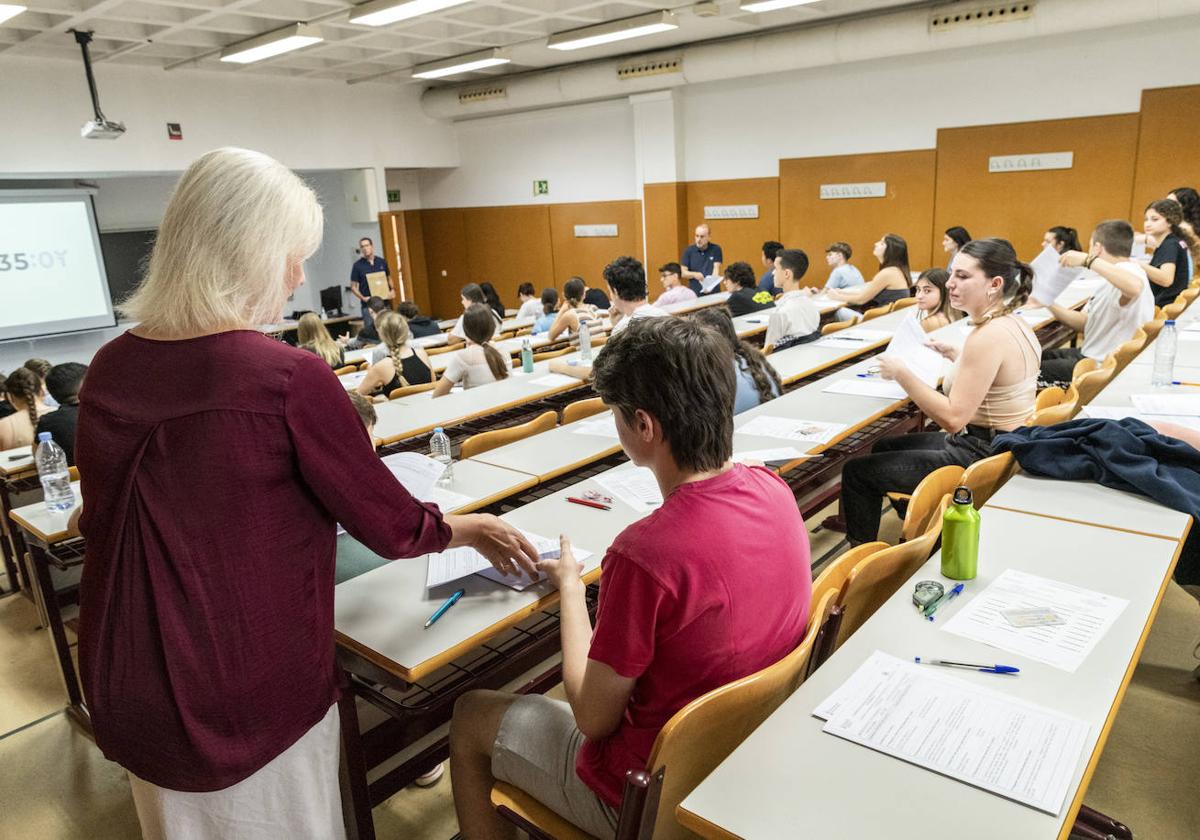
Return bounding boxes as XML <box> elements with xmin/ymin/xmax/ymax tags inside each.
<box><xmin>516</xmin><ymin>283</ymin><xmax>543</xmax><ymax>320</ymax></box>
<box><xmin>448</xmin><ymin>283</ymin><xmax>502</xmax><ymax>346</ymax></box>
<box><xmin>820</xmin><ymin>242</ymin><xmax>865</xmax><ymax>291</ymax></box>
<box><xmin>654</xmin><ymin>262</ymin><xmax>698</xmax><ymax>308</ymax></box>
<box><xmin>1035</xmin><ymin>220</ymin><xmax>1154</xmax><ymax>383</ymax></box>
<box><xmin>606</xmin><ymin>256</ymin><xmax>669</xmax><ymax>336</ymax></box>
<box><xmin>433</xmin><ymin>304</ymin><xmax>511</xmax><ymax>397</ymax></box>
<box><xmin>765</xmin><ymin>249</ymin><xmax>821</xmax><ymax>351</ymax></box>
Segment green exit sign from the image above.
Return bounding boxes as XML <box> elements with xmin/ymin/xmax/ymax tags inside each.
<box><xmin>533</xmin><ymin>180</ymin><xmax>549</xmax><ymax>196</ymax></box>
<box><xmin>386</xmin><ymin>189</ymin><xmax>401</xmax><ymax>203</ymax></box>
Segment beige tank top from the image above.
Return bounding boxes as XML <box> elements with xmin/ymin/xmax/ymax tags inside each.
<box><xmin>942</xmin><ymin>314</ymin><xmax>1040</xmax><ymax>430</ymax></box>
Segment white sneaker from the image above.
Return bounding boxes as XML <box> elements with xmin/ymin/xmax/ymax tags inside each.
<box><xmin>413</xmin><ymin>763</ymin><xmax>445</xmax><ymax>788</ymax></box>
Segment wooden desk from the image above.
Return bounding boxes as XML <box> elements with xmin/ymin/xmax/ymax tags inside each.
<box><xmin>469</xmin><ymin>415</ymin><xmax>623</xmax><ymax>482</ymax></box>
<box><xmin>678</xmin><ymin>502</ymin><xmax>1189</xmax><ymax>840</ymax></box>
<box><xmin>0</xmin><ymin>445</ymin><xmax>36</xmax><ymax>591</ymax></box>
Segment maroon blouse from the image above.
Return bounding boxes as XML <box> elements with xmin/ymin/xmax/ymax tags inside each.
<box><xmin>76</xmin><ymin>330</ymin><xmax>451</xmax><ymax>791</ymax></box>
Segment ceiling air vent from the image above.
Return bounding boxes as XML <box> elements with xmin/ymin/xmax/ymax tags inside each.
<box><xmin>930</xmin><ymin>1</ymin><xmax>1035</xmax><ymax>31</ymax></box>
<box><xmin>617</xmin><ymin>55</ymin><xmax>682</xmax><ymax>81</ymax></box>
<box><xmin>458</xmin><ymin>85</ymin><xmax>506</xmax><ymax>105</ymax></box>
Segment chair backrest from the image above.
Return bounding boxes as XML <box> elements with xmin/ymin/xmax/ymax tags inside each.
<box><xmin>761</xmin><ymin>343</ymin><xmax>775</xmax><ymax>355</ymax></box>
<box><xmin>1108</xmin><ymin>328</ymin><xmax>1147</xmax><ymax>373</ymax></box>
<box><xmin>890</xmin><ymin>297</ymin><xmax>918</xmax><ymax>311</ymax></box>
<box><xmin>532</xmin><ymin>346</ymin><xmax>573</xmax><ymax>363</ymax></box>
<box><xmin>357</xmin><ymin>361</ymin><xmax>371</xmax><ymax>371</ymax></box>
<box><xmin>388</xmin><ymin>381</ymin><xmax>435</xmax><ymax>400</ymax></box>
<box><xmin>333</xmin><ymin>364</ymin><xmax>357</xmax><ymax>376</ymax></box>
<box><xmin>960</xmin><ymin>451</ymin><xmax>1018</xmax><ymax>506</ymax></box>
<box><xmin>459</xmin><ymin>410</ymin><xmax>558</xmax><ymax>460</ymax></box>
<box><xmin>1164</xmin><ymin>299</ymin><xmax>1187</xmax><ymax>319</ymax></box>
<box><xmin>821</xmin><ymin>317</ymin><xmax>859</xmax><ymax>335</ymax></box>
<box><xmin>643</xmin><ymin>587</ymin><xmax>837</xmax><ymax>840</ymax></box>
<box><xmin>861</xmin><ymin>303</ymin><xmax>891</xmax><ymax>321</ymax></box>
<box><xmin>1182</xmin><ymin>287</ymin><xmax>1200</xmax><ymax>303</ymax></box>
<box><xmin>834</xmin><ymin>521</ymin><xmax>941</xmax><ymax>649</ymax></box>
<box><xmin>1073</xmin><ymin>362</ymin><xmax>1117</xmax><ymax>405</ymax></box>
<box><xmin>562</xmin><ymin>396</ymin><xmax>606</xmax><ymax>424</ymax></box>
<box><xmin>1142</xmin><ymin>317</ymin><xmax>1164</xmax><ymax>341</ymax></box>
<box><xmin>811</xmin><ymin>541</ymin><xmax>888</xmax><ymax>610</ymax></box>
<box><xmin>1034</xmin><ymin>386</ymin><xmax>1068</xmax><ymax>411</ymax></box>
<box><xmin>1070</xmin><ymin>356</ymin><xmax>1098</xmax><ymax>381</ymax></box>
<box><xmin>900</xmin><ymin>464</ymin><xmax>965</xmax><ymax>542</ymax></box>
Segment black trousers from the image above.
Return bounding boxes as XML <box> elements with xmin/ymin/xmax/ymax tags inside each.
<box><xmin>1040</xmin><ymin>347</ymin><xmax>1084</xmax><ymax>385</ymax></box>
<box><xmin>841</xmin><ymin>431</ymin><xmax>993</xmax><ymax>545</ymax></box>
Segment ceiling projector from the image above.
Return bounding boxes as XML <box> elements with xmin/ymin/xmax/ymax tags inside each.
<box><xmin>81</xmin><ymin>118</ymin><xmax>126</xmax><ymax>140</ymax></box>
<box><xmin>72</xmin><ymin>29</ymin><xmax>126</xmax><ymax>140</ymax></box>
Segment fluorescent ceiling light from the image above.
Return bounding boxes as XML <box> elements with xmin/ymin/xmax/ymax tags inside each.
<box><xmin>220</xmin><ymin>23</ymin><xmax>323</xmax><ymax>64</ymax></box>
<box><xmin>349</xmin><ymin>0</ymin><xmax>472</xmax><ymax>27</ymax></box>
<box><xmin>547</xmin><ymin>10</ymin><xmax>678</xmax><ymax>52</ymax></box>
<box><xmin>0</xmin><ymin>5</ymin><xmax>27</xmax><ymax>25</ymax></box>
<box><xmin>739</xmin><ymin>0</ymin><xmax>819</xmax><ymax>11</ymax></box>
<box><xmin>412</xmin><ymin>47</ymin><xmax>510</xmax><ymax>79</ymax></box>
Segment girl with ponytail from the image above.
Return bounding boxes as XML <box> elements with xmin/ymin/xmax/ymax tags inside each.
<box><xmin>0</xmin><ymin>367</ymin><xmax>55</xmax><ymax>450</ymax></box>
<box><xmin>839</xmin><ymin>237</ymin><xmax>1042</xmax><ymax>545</ymax></box>
<box><xmin>691</xmin><ymin>307</ymin><xmax>781</xmax><ymax>414</ymax></box>
<box><xmin>356</xmin><ymin>311</ymin><xmax>433</xmax><ymax>398</ymax></box>
<box><xmin>433</xmin><ymin>304</ymin><xmax>510</xmax><ymax>397</ymax></box>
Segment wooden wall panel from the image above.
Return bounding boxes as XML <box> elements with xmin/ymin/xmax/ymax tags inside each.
<box><xmin>463</xmin><ymin>205</ymin><xmax>554</xmax><ymax>307</ymax></box>
<box><xmin>643</xmin><ymin>182</ymin><xmax>687</xmax><ymax>271</ymax></box>
<box><xmin>548</xmin><ymin>200</ymin><xmax>643</xmax><ymax>287</ymax></box>
<box><xmin>779</xmin><ymin>150</ymin><xmax>936</xmax><ymax>287</ymax></box>
<box><xmin>1131</xmin><ymin>84</ymin><xmax>1200</xmax><ymax>217</ymax></box>
<box><xmin>934</xmin><ymin>114</ymin><xmax>1140</xmax><ymax>263</ymax></box>
<box><xmin>419</xmin><ymin>208</ymin><xmax>469</xmax><ymax>320</ymax></box>
<box><xmin>684</xmin><ymin>178</ymin><xmax>780</xmax><ymax>272</ymax></box>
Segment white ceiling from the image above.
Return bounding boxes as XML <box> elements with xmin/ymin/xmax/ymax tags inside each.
<box><xmin>0</xmin><ymin>0</ymin><xmax>923</xmax><ymax>84</ymax></box>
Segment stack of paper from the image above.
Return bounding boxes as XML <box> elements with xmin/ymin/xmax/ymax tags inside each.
<box><xmin>880</xmin><ymin>315</ymin><xmax>944</xmax><ymax>386</ymax></box>
<box><xmin>816</xmin><ymin>651</ymin><xmax>1089</xmax><ymax>815</ymax></box>
<box><xmin>381</xmin><ymin>452</ymin><xmax>446</xmax><ymax>501</ymax></box>
<box><xmin>595</xmin><ymin>467</ymin><xmax>662</xmax><ymax>513</ymax></box>
<box><xmin>1030</xmin><ymin>244</ymin><xmax>1084</xmax><ymax>306</ymax></box>
<box><xmin>737</xmin><ymin>415</ymin><xmax>846</xmax><ymax>445</ymax></box>
<box><xmin>425</xmin><ymin>530</ymin><xmax>593</xmax><ymax>591</ymax></box>
<box><xmin>940</xmin><ymin>569</ymin><xmax>1128</xmax><ymax>673</ymax></box>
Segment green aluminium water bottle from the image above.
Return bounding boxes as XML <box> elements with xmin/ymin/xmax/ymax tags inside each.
<box><xmin>521</xmin><ymin>338</ymin><xmax>534</xmax><ymax>373</ymax></box>
<box><xmin>941</xmin><ymin>485</ymin><xmax>980</xmax><ymax>581</ymax></box>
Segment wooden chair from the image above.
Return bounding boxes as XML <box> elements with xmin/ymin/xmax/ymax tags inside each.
<box><xmin>357</xmin><ymin>360</ymin><xmax>371</xmax><ymax>371</ymax></box>
<box><xmin>1070</xmin><ymin>356</ymin><xmax>1098</xmax><ymax>381</ymax></box>
<box><xmin>1035</xmin><ymin>385</ymin><xmax>1068</xmax><ymax>412</ymax></box>
<box><xmin>890</xmin><ymin>297</ymin><xmax>918</xmax><ymax>311</ymax></box>
<box><xmin>832</xmin><ymin>511</ymin><xmax>944</xmax><ymax>651</ymax></box>
<box><xmin>1073</xmin><ymin>359</ymin><xmax>1117</xmax><ymax>406</ymax></box>
<box><xmin>807</xmin><ymin>541</ymin><xmax>886</xmax><ymax>673</ymax></box>
<box><xmin>532</xmin><ymin>346</ymin><xmax>573</xmax><ymax>363</ymax></box>
<box><xmin>861</xmin><ymin>303</ymin><xmax>891</xmax><ymax>321</ymax></box>
<box><xmin>514</xmin><ymin>326</ymin><xmax>534</xmax><ymax>336</ymax></box>
<box><xmin>562</xmin><ymin>396</ymin><xmax>605</xmax><ymax>424</ymax></box>
<box><xmin>899</xmin><ymin>464</ymin><xmax>965</xmax><ymax>543</ymax></box>
<box><xmin>821</xmin><ymin>317</ymin><xmax>859</xmax><ymax>335</ymax></box>
<box><xmin>491</xmin><ymin>588</ymin><xmax>839</xmax><ymax>840</ymax></box>
<box><xmin>1164</xmin><ymin>299</ymin><xmax>1187</xmax><ymax>320</ymax></box>
<box><xmin>1029</xmin><ymin>388</ymin><xmax>1079</xmax><ymax>425</ymax></box>
<box><xmin>459</xmin><ymin>411</ymin><xmax>557</xmax><ymax>460</ymax></box>
<box><xmin>426</xmin><ymin>343</ymin><xmax>459</xmax><ymax>356</ymax></box>
<box><xmin>1142</xmin><ymin>317</ymin><xmax>1164</xmax><ymax>341</ymax></box>
<box><xmin>388</xmin><ymin>381</ymin><xmax>435</xmax><ymax>400</ymax></box>
<box><xmin>761</xmin><ymin>343</ymin><xmax>775</xmax><ymax>355</ymax></box>
<box><xmin>332</xmin><ymin>364</ymin><xmax>357</xmax><ymax>376</ymax></box>
<box><xmin>960</xmin><ymin>452</ymin><xmax>1019</xmax><ymax>507</ymax></box>
<box><xmin>1108</xmin><ymin>328</ymin><xmax>1147</xmax><ymax>373</ymax></box>
<box><xmin>1181</xmin><ymin>287</ymin><xmax>1199</xmax><ymax>304</ymax></box>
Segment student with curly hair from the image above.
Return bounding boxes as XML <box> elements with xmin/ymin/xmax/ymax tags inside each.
<box><xmin>724</xmin><ymin>261</ymin><xmax>774</xmax><ymax>316</ymax></box>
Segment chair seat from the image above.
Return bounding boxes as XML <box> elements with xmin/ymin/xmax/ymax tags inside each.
<box><xmin>490</xmin><ymin>782</ymin><xmax>597</xmax><ymax>840</ymax></box>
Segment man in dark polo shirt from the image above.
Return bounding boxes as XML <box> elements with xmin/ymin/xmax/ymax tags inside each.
<box><xmin>680</xmin><ymin>224</ymin><xmax>724</xmax><ymax>295</ymax></box>
<box><xmin>350</xmin><ymin>237</ymin><xmax>391</xmax><ymax>332</ymax></box>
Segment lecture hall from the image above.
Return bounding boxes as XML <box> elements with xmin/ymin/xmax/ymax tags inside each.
<box><xmin>3</xmin><ymin>0</ymin><xmax>1200</xmax><ymax>838</ymax></box>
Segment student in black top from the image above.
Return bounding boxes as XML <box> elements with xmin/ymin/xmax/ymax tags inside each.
<box><xmin>1143</xmin><ymin>199</ymin><xmax>1194</xmax><ymax>307</ymax></box>
<box><xmin>35</xmin><ymin>362</ymin><xmax>87</xmax><ymax>465</ymax></box>
<box><xmin>356</xmin><ymin>311</ymin><xmax>434</xmax><ymax>398</ymax></box>
<box><xmin>397</xmin><ymin>301</ymin><xmax>442</xmax><ymax>338</ymax></box>
<box><xmin>576</xmin><ymin>276</ymin><xmax>610</xmax><ymax>310</ymax></box>
<box><xmin>479</xmin><ymin>282</ymin><xmax>506</xmax><ymax>320</ymax></box>
<box><xmin>723</xmin><ymin>262</ymin><xmax>775</xmax><ymax>316</ymax></box>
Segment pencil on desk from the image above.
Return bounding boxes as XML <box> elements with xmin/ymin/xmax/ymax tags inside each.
<box><xmin>1170</xmin><ymin>381</ymin><xmax>1200</xmax><ymax>387</ymax></box>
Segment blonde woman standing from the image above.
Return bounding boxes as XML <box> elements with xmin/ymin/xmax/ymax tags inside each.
<box><xmin>296</xmin><ymin>311</ymin><xmax>345</xmax><ymax>369</ymax></box>
<box><xmin>356</xmin><ymin>311</ymin><xmax>433</xmax><ymax>397</ymax></box>
<box><xmin>75</xmin><ymin>148</ymin><xmax>540</xmax><ymax>840</ymax></box>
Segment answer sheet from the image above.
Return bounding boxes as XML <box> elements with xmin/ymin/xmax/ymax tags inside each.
<box><xmin>381</xmin><ymin>451</ymin><xmax>446</xmax><ymax>501</ymax></box>
<box><xmin>1130</xmin><ymin>393</ymin><xmax>1200</xmax><ymax>416</ymax></box>
<box><xmin>817</xmin><ymin>652</ymin><xmax>1088</xmax><ymax>815</ymax></box>
<box><xmin>731</xmin><ymin>447</ymin><xmax>817</xmax><ymax>464</ymax></box>
<box><xmin>525</xmin><ymin>373</ymin><xmax>580</xmax><ymax>388</ymax></box>
<box><xmin>814</xmin><ymin>328</ymin><xmax>893</xmax><ymax>349</ymax></box>
<box><xmin>1079</xmin><ymin>406</ymin><xmax>1200</xmax><ymax>432</ymax></box>
<box><xmin>881</xmin><ymin>315</ymin><xmax>944</xmax><ymax>386</ymax></box>
<box><xmin>595</xmin><ymin>467</ymin><xmax>663</xmax><ymax>513</ymax></box>
<box><xmin>569</xmin><ymin>413</ymin><xmax>619</xmax><ymax>438</ymax></box>
<box><xmin>1030</xmin><ymin>244</ymin><xmax>1084</xmax><ymax>306</ymax></box>
<box><xmin>339</xmin><ymin>372</ymin><xmax>368</xmax><ymax>391</ymax></box>
<box><xmin>476</xmin><ymin>533</ymin><xmax>594</xmax><ymax>591</ymax></box>
<box><xmin>425</xmin><ymin>530</ymin><xmax>591</xmax><ymax>589</ymax></box>
<box><xmin>822</xmin><ymin>378</ymin><xmax>907</xmax><ymax>400</ymax></box>
<box><xmin>737</xmin><ymin>415</ymin><xmax>846</xmax><ymax>445</ymax></box>
<box><xmin>940</xmin><ymin>569</ymin><xmax>1129</xmax><ymax>673</ymax></box>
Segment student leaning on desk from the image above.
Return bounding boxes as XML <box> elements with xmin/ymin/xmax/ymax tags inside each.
<box><xmin>450</xmin><ymin>315</ymin><xmax>812</xmax><ymax>839</ymax></box>
<box><xmin>72</xmin><ymin>147</ymin><xmax>541</xmax><ymax>840</ymax></box>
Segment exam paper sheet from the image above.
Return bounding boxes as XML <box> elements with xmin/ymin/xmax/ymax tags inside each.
<box><xmin>732</xmin><ymin>447</ymin><xmax>817</xmax><ymax>464</ymax></box>
<box><xmin>1030</xmin><ymin>245</ymin><xmax>1084</xmax><ymax>306</ymax></box>
<box><xmin>569</xmin><ymin>414</ymin><xmax>619</xmax><ymax>438</ymax></box>
<box><xmin>940</xmin><ymin>569</ymin><xmax>1128</xmax><ymax>673</ymax></box>
<box><xmin>425</xmin><ymin>531</ymin><xmax>592</xmax><ymax>589</ymax></box>
<box><xmin>822</xmin><ymin>378</ymin><xmax>908</xmax><ymax>400</ymax></box>
<box><xmin>595</xmin><ymin>466</ymin><xmax>663</xmax><ymax>514</ymax></box>
<box><xmin>1079</xmin><ymin>406</ymin><xmax>1200</xmax><ymax>432</ymax></box>
<box><xmin>1130</xmin><ymin>393</ymin><xmax>1200</xmax><ymax>416</ymax></box>
<box><xmin>381</xmin><ymin>452</ymin><xmax>446</xmax><ymax>501</ymax></box>
<box><xmin>814</xmin><ymin>328</ymin><xmax>893</xmax><ymax>349</ymax></box>
<box><xmin>736</xmin><ymin>416</ymin><xmax>846</xmax><ymax>445</ymax></box>
<box><xmin>881</xmin><ymin>314</ymin><xmax>944</xmax><ymax>386</ymax></box>
<box><xmin>817</xmin><ymin>652</ymin><xmax>1089</xmax><ymax>815</ymax></box>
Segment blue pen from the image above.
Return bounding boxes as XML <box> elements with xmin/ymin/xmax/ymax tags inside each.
<box><xmin>923</xmin><ymin>582</ymin><xmax>964</xmax><ymax>620</ymax></box>
<box><xmin>424</xmin><ymin>588</ymin><xmax>466</xmax><ymax>629</ymax></box>
<box><xmin>915</xmin><ymin>657</ymin><xmax>1020</xmax><ymax>675</ymax></box>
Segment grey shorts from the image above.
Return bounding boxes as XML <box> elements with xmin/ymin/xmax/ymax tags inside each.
<box><xmin>492</xmin><ymin>694</ymin><xmax>619</xmax><ymax>838</ymax></box>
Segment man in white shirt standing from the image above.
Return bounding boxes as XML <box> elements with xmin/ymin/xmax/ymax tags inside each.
<box><xmin>1036</xmin><ymin>219</ymin><xmax>1154</xmax><ymax>383</ymax></box>
<box><xmin>766</xmin><ymin>249</ymin><xmax>822</xmax><ymax>350</ymax></box>
<box><xmin>606</xmin><ymin>256</ymin><xmax>669</xmax><ymax>335</ymax></box>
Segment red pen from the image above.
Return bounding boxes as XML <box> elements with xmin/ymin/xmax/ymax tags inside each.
<box><xmin>567</xmin><ymin>496</ymin><xmax>610</xmax><ymax>511</ymax></box>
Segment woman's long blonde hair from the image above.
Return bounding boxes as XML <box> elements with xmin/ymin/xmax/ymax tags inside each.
<box><xmin>377</xmin><ymin>311</ymin><xmax>412</xmax><ymax>387</ymax></box>
<box><xmin>297</xmin><ymin>313</ymin><xmax>341</xmax><ymax>367</ymax></box>
<box><xmin>121</xmin><ymin>147</ymin><xmax>323</xmax><ymax>333</ymax></box>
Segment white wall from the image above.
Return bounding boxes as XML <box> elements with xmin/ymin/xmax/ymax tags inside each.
<box><xmin>417</xmin><ymin>99</ymin><xmax>638</xmax><ymax>208</ymax></box>
<box><xmin>0</xmin><ymin>57</ymin><xmax>459</xmax><ymax>177</ymax></box>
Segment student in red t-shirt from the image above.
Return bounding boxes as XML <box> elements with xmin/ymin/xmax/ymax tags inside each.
<box><xmin>450</xmin><ymin>315</ymin><xmax>813</xmax><ymax>838</ymax></box>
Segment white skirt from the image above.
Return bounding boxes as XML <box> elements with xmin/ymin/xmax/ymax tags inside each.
<box><xmin>127</xmin><ymin>703</ymin><xmax>346</xmax><ymax>840</ymax></box>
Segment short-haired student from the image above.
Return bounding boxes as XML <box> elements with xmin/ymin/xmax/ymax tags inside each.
<box><xmin>765</xmin><ymin>248</ymin><xmax>821</xmax><ymax>350</ymax></box>
<box><xmin>449</xmin><ymin>315</ymin><xmax>812</xmax><ymax>839</ymax></box>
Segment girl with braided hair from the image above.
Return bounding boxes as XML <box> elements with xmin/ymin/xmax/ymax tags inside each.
<box><xmin>690</xmin><ymin>306</ymin><xmax>781</xmax><ymax>414</ymax></box>
<box><xmin>0</xmin><ymin>367</ymin><xmax>55</xmax><ymax>450</ymax></box>
<box><xmin>355</xmin><ymin>310</ymin><xmax>433</xmax><ymax>398</ymax></box>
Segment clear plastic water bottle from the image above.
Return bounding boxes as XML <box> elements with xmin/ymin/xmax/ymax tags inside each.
<box><xmin>1152</xmin><ymin>320</ymin><xmax>1177</xmax><ymax>387</ymax></box>
<box><xmin>35</xmin><ymin>432</ymin><xmax>75</xmax><ymax>512</ymax></box>
<box><xmin>521</xmin><ymin>337</ymin><xmax>534</xmax><ymax>373</ymax></box>
<box><xmin>430</xmin><ymin>427</ymin><xmax>453</xmax><ymax>486</ymax></box>
<box><xmin>578</xmin><ymin>319</ymin><xmax>592</xmax><ymax>363</ymax></box>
